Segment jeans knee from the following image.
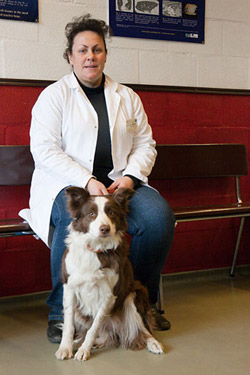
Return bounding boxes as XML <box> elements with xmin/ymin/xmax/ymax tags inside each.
<box><xmin>154</xmin><ymin>200</ymin><xmax>175</xmax><ymax>231</ymax></box>
<box><xmin>128</xmin><ymin>187</ymin><xmax>176</xmax><ymax>241</ymax></box>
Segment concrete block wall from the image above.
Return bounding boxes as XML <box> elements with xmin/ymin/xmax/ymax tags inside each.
<box><xmin>0</xmin><ymin>0</ymin><xmax>249</xmax><ymax>88</ymax></box>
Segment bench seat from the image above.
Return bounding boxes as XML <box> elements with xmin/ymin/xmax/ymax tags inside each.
<box><xmin>2</xmin><ymin>201</ymin><xmax>250</xmax><ymax>237</ymax></box>
<box><xmin>174</xmin><ymin>201</ymin><xmax>250</xmax><ymax>221</ymax></box>
<box><xmin>0</xmin><ymin>218</ymin><xmax>34</xmax><ymax>237</ymax></box>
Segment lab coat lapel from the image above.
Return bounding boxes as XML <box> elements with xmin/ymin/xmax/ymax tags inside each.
<box><xmin>104</xmin><ymin>76</ymin><xmax>120</xmax><ymax>138</ymax></box>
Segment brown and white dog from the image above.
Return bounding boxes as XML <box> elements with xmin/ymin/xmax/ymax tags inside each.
<box><xmin>55</xmin><ymin>187</ymin><xmax>164</xmax><ymax>361</ymax></box>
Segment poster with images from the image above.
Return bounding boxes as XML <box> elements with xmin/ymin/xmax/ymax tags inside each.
<box><xmin>0</xmin><ymin>0</ymin><xmax>39</xmax><ymax>22</ymax></box>
<box><xmin>109</xmin><ymin>0</ymin><xmax>205</xmax><ymax>43</ymax></box>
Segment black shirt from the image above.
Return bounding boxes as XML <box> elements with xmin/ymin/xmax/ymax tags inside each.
<box><xmin>75</xmin><ymin>73</ymin><xmax>140</xmax><ymax>188</ymax></box>
<box><xmin>76</xmin><ymin>74</ymin><xmax>114</xmax><ymax>187</ymax></box>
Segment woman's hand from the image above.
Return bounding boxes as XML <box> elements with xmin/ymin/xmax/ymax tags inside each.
<box><xmin>86</xmin><ymin>178</ymin><xmax>109</xmax><ymax>195</ymax></box>
<box><xmin>107</xmin><ymin>176</ymin><xmax>134</xmax><ymax>193</ymax></box>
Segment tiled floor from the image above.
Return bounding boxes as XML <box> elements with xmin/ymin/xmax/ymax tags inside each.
<box><xmin>1</xmin><ymin>267</ymin><xmax>250</xmax><ymax>375</ymax></box>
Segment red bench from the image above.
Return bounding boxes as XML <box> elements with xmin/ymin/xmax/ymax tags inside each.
<box><xmin>148</xmin><ymin>144</ymin><xmax>250</xmax><ymax>311</ymax></box>
<box><xmin>1</xmin><ymin>144</ymin><xmax>250</xmax><ymax>312</ymax></box>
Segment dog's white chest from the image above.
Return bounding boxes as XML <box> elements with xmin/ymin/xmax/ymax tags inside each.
<box><xmin>75</xmin><ymin>267</ymin><xmax>118</xmax><ymax>316</ymax></box>
<box><xmin>65</xmin><ymin>244</ymin><xmax>118</xmax><ymax>317</ymax></box>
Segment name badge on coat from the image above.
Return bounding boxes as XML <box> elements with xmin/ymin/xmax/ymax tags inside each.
<box><xmin>126</xmin><ymin>119</ymin><xmax>137</xmax><ymax>133</ymax></box>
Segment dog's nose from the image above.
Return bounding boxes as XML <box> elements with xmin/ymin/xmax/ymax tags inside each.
<box><xmin>99</xmin><ymin>225</ymin><xmax>110</xmax><ymax>236</ymax></box>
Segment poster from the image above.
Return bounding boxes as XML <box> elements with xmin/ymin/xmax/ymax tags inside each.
<box><xmin>0</xmin><ymin>0</ymin><xmax>39</xmax><ymax>22</ymax></box>
<box><xmin>109</xmin><ymin>0</ymin><xmax>205</xmax><ymax>44</ymax></box>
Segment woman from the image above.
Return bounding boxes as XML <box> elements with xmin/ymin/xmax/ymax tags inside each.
<box><xmin>19</xmin><ymin>14</ymin><xmax>176</xmax><ymax>343</ymax></box>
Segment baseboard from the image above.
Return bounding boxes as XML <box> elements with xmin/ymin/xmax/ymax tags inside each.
<box><xmin>162</xmin><ymin>265</ymin><xmax>250</xmax><ymax>282</ymax></box>
<box><xmin>1</xmin><ymin>265</ymin><xmax>250</xmax><ymax>302</ymax></box>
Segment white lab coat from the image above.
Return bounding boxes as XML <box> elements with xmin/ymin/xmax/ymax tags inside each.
<box><xmin>19</xmin><ymin>73</ymin><xmax>156</xmax><ymax>247</ymax></box>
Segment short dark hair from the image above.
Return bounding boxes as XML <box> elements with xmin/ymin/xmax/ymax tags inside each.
<box><xmin>63</xmin><ymin>14</ymin><xmax>110</xmax><ymax>63</ymax></box>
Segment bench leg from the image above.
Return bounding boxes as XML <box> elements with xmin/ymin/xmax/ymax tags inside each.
<box><xmin>157</xmin><ymin>274</ymin><xmax>165</xmax><ymax>314</ymax></box>
<box><xmin>230</xmin><ymin>217</ymin><xmax>245</xmax><ymax>277</ymax></box>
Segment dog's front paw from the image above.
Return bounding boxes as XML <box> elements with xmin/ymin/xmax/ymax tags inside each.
<box><xmin>74</xmin><ymin>347</ymin><xmax>91</xmax><ymax>361</ymax></box>
<box><xmin>146</xmin><ymin>337</ymin><xmax>164</xmax><ymax>354</ymax></box>
<box><xmin>55</xmin><ymin>346</ymin><xmax>74</xmax><ymax>360</ymax></box>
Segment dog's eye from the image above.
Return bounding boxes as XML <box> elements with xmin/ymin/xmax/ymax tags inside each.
<box><xmin>88</xmin><ymin>211</ymin><xmax>95</xmax><ymax>217</ymax></box>
<box><xmin>108</xmin><ymin>210</ymin><xmax>114</xmax><ymax>216</ymax></box>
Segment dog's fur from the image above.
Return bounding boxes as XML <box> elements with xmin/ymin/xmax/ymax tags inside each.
<box><xmin>55</xmin><ymin>187</ymin><xmax>163</xmax><ymax>361</ymax></box>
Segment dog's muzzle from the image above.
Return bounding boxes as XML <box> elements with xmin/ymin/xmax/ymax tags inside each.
<box><xmin>99</xmin><ymin>224</ymin><xmax>110</xmax><ymax>237</ymax></box>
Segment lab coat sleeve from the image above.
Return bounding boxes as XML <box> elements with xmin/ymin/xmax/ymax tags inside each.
<box><xmin>122</xmin><ymin>91</ymin><xmax>157</xmax><ymax>182</ymax></box>
<box><xmin>30</xmin><ymin>86</ymin><xmax>93</xmax><ymax>188</ymax></box>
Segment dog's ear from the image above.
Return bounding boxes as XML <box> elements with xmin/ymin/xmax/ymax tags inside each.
<box><xmin>112</xmin><ymin>188</ymin><xmax>135</xmax><ymax>211</ymax></box>
<box><xmin>66</xmin><ymin>187</ymin><xmax>90</xmax><ymax>217</ymax></box>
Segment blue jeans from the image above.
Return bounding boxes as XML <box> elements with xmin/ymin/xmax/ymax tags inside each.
<box><xmin>47</xmin><ymin>185</ymin><xmax>175</xmax><ymax>321</ymax></box>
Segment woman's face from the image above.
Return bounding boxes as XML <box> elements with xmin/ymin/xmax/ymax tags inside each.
<box><xmin>68</xmin><ymin>31</ymin><xmax>107</xmax><ymax>88</ymax></box>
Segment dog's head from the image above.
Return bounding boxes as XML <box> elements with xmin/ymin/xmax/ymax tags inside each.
<box><xmin>66</xmin><ymin>187</ymin><xmax>134</xmax><ymax>240</ymax></box>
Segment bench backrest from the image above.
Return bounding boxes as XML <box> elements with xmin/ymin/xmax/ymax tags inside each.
<box><xmin>0</xmin><ymin>145</ymin><xmax>34</xmax><ymax>185</ymax></box>
<box><xmin>0</xmin><ymin>143</ymin><xmax>248</xmax><ymax>187</ymax></box>
<box><xmin>150</xmin><ymin>144</ymin><xmax>248</xmax><ymax>180</ymax></box>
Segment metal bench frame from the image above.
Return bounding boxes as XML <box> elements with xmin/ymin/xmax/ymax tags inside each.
<box><xmin>149</xmin><ymin>144</ymin><xmax>250</xmax><ymax>312</ymax></box>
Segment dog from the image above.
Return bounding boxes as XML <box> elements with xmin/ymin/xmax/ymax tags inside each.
<box><xmin>55</xmin><ymin>186</ymin><xmax>164</xmax><ymax>361</ymax></box>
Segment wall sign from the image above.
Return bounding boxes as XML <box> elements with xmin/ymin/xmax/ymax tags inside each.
<box><xmin>0</xmin><ymin>0</ymin><xmax>39</xmax><ymax>22</ymax></box>
<box><xmin>109</xmin><ymin>0</ymin><xmax>205</xmax><ymax>44</ymax></box>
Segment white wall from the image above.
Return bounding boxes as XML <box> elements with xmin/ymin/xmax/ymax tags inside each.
<box><xmin>0</xmin><ymin>0</ymin><xmax>249</xmax><ymax>89</ymax></box>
